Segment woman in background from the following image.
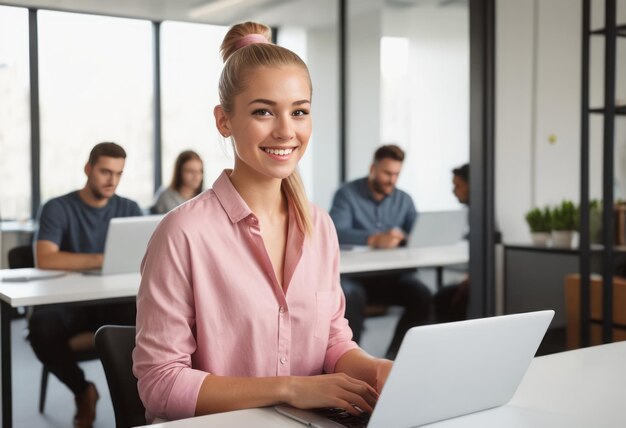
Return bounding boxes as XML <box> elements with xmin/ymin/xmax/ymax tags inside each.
<box><xmin>151</xmin><ymin>150</ymin><xmax>204</xmax><ymax>213</ymax></box>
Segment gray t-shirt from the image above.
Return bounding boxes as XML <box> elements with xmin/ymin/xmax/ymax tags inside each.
<box><xmin>36</xmin><ymin>191</ymin><xmax>143</xmax><ymax>253</ymax></box>
<box><xmin>329</xmin><ymin>177</ymin><xmax>418</xmax><ymax>246</ymax></box>
<box><xmin>151</xmin><ymin>187</ymin><xmax>186</xmax><ymax>214</ymax></box>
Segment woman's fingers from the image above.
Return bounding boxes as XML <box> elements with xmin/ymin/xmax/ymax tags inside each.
<box><xmin>329</xmin><ymin>376</ymin><xmax>378</xmax><ymax>414</ymax></box>
<box><xmin>288</xmin><ymin>373</ymin><xmax>380</xmax><ymax>414</ymax></box>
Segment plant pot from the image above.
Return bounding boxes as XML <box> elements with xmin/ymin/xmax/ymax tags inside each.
<box><xmin>552</xmin><ymin>230</ymin><xmax>574</xmax><ymax>248</ymax></box>
<box><xmin>531</xmin><ymin>232</ymin><xmax>551</xmax><ymax>247</ymax></box>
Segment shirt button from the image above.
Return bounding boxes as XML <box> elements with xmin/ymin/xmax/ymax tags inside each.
<box><xmin>279</xmin><ymin>306</ymin><xmax>285</xmax><ymax>314</ymax></box>
<box><xmin>280</xmin><ymin>357</ymin><xmax>287</xmax><ymax>365</ymax></box>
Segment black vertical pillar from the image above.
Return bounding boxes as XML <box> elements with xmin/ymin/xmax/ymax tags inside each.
<box><xmin>29</xmin><ymin>9</ymin><xmax>41</xmax><ymax>218</ymax></box>
<box><xmin>468</xmin><ymin>0</ymin><xmax>496</xmax><ymax>318</ymax></box>
<box><xmin>339</xmin><ymin>0</ymin><xmax>347</xmax><ymax>183</ymax></box>
<box><xmin>579</xmin><ymin>0</ymin><xmax>591</xmax><ymax>348</ymax></box>
<box><xmin>601</xmin><ymin>0</ymin><xmax>616</xmax><ymax>344</ymax></box>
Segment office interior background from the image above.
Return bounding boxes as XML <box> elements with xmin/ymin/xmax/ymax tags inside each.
<box><xmin>0</xmin><ymin>0</ymin><xmax>625</xmax><ymax>312</ymax></box>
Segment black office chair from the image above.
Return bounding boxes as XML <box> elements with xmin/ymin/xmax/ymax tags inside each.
<box><xmin>8</xmin><ymin>244</ymin><xmax>35</xmax><ymax>269</ymax></box>
<box><xmin>8</xmin><ymin>244</ymin><xmax>98</xmax><ymax>413</ymax></box>
<box><xmin>95</xmin><ymin>325</ymin><xmax>146</xmax><ymax>428</ymax></box>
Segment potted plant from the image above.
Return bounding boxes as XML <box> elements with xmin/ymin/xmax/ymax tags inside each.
<box><xmin>551</xmin><ymin>200</ymin><xmax>577</xmax><ymax>248</ymax></box>
<box><xmin>525</xmin><ymin>207</ymin><xmax>552</xmax><ymax>246</ymax></box>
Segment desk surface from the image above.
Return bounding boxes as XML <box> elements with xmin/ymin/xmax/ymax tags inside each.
<box><xmin>339</xmin><ymin>242</ymin><xmax>468</xmax><ymax>274</ymax></box>
<box><xmin>0</xmin><ymin>243</ymin><xmax>467</xmax><ymax>307</ymax></box>
<box><xmin>142</xmin><ymin>341</ymin><xmax>626</xmax><ymax>428</ymax></box>
<box><xmin>0</xmin><ymin>271</ymin><xmax>139</xmax><ymax>307</ymax></box>
<box><xmin>0</xmin><ymin>220</ymin><xmax>35</xmax><ymax>233</ymax></box>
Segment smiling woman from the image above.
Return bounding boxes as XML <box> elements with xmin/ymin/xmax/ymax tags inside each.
<box><xmin>133</xmin><ymin>21</ymin><xmax>394</xmax><ymax>424</ymax></box>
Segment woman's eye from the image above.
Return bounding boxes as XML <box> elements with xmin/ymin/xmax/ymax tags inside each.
<box><xmin>252</xmin><ymin>109</ymin><xmax>271</xmax><ymax>116</ymax></box>
<box><xmin>293</xmin><ymin>109</ymin><xmax>309</xmax><ymax>117</ymax></box>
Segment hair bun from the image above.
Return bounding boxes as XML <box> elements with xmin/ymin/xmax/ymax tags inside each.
<box><xmin>220</xmin><ymin>22</ymin><xmax>272</xmax><ymax>62</ymax></box>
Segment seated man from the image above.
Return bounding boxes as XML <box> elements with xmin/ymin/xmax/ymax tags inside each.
<box><xmin>329</xmin><ymin>144</ymin><xmax>431</xmax><ymax>359</ymax></box>
<box><xmin>31</xmin><ymin>142</ymin><xmax>142</xmax><ymax>428</ymax></box>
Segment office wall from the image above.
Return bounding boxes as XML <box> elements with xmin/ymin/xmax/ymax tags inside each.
<box><xmin>308</xmin><ymin>25</ymin><xmax>341</xmax><ymax>210</ymax></box>
<box><xmin>346</xmin><ymin>5</ymin><xmax>383</xmax><ymax>180</ymax></box>
<box><xmin>496</xmin><ymin>0</ymin><xmax>626</xmax><ymax>243</ymax></box>
<box><xmin>398</xmin><ymin>4</ymin><xmax>470</xmax><ymax>212</ymax></box>
<box><xmin>495</xmin><ymin>0</ymin><xmax>534</xmax><ymax>244</ymax></box>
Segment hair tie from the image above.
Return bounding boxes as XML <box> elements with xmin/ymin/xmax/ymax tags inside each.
<box><xmin>235</xmin><ymin>34</ymin><xmax>269</xmax><ymax>51</ymax></box>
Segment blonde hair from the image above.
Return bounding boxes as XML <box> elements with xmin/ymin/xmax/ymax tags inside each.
<box><xmin>219</xmin><ymin>22</ymin><xmax>313</xmax><ymax>236</ymax></box>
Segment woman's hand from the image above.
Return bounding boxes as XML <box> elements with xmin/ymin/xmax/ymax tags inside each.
<box><xmin>374</xmin><ymin>359</ymin><xmax>393</xmax><ymax>393</ymax></box>
<box><xmin>285</xmin><ymin>373</ymin><xmax>379</xmax><ymax>415</ymax></box>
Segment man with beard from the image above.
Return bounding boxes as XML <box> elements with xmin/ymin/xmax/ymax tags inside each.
<box><xmin>31</xmin><ymin>142</ymin><xmax>142</xmax><ymax>428</ymax></box>
<box><xmin>329</xmin><ymin>144</ymin><xmax>431</xmax><ymax>359</ymax></box>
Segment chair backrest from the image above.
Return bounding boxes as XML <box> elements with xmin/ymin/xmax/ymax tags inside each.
<box><xmin>8</xmin><ymin>245</ymin><xmax>35</xmax><ymax>269</ymax></box>
<box><xmin>94</xmin><ymin>325</ymin><xmax>146</xmax><ymax>428</ymax></box>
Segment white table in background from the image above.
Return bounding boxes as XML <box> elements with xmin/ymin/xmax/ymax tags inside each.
<box><xmin>141</xmin><ymin>341</ymin><xmax>626</xmax><ymax>428</ymax></box>
<box><xmin>340</xmin><ymin>242</ymin><xmax>468</xmax><ymax>289</ymax></box>
<box><xmin>0</xmin><ymin>271</ymin><xmax>140</xmax><ymax>428</ymax></box>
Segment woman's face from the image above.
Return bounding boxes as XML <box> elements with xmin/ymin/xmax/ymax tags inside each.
<box><xmin>181</xmin><ymin>159</ymin><xmax>203</xmax><ymax>190</ymax></box>
<box><xmin>216</xmin><ymin>65</ymin><xmax>312</xmax><ymax>182</ymax></box>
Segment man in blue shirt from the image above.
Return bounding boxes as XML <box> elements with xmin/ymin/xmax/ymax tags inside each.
<box><xmin>31</xmin><ymin>142</ymin><xmax>142</xmax><ymax>428</ymax></box>
<box><xmin>329</xmin><ymin>144</ymin><xmax>431</xmax><ymax>359</ymax></box>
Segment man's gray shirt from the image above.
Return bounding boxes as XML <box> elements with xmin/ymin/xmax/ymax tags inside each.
<box><xmin>329</xmin><ymin>177</ymin><xmax>418</xmax><ymax>246</ymax></box>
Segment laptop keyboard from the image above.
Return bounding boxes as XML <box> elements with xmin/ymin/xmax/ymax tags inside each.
<box><xmin>314</xmin><ymin>408</ymin><xmax>371</xmax><ymax>428</ymax></box>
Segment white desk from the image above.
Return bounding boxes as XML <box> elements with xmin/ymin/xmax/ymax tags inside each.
<box><xmin>141</xmin><ymin>341</ymin><xmax>626</xmax><ymax>428</ymax></box>
<box><xmin>340</xmin><ymin>242</ymin><xmax>468</xmax><ymax>290</ymax></box>
<box><xmin>0</xmin><ymin>271</ymin><xmax>140</xmax><ymax>428</ymax></box>
<box><xmin>0</xmin><ymin>244</ymin><xmax>467</xmax><ymax>428</ymax></box>
<box><xmin>339</xmin><ymin>242</ymin><xmax>468</xmax><ymax>275</ymax></box>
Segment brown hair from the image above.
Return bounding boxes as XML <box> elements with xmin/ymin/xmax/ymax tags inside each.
<box><xmin>373</xmin><ymin>144</ymin><xmax>405</xmax><ymax>164</ymax></box>
<box><xmin>87</xmin><ymin>142</ymin><xmax>126</xmax><ymax>166</ymax></box>
<box><xmin>219</xmin><ymin>22</ymin><xmax>313</xmax><ymax>235</ymax></box>
<box><xmin>169</xmin><ymin>150</ymin><xmax>203</xmax><ymax>195</ymax></box>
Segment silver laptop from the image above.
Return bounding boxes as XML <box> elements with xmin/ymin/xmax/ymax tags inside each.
<box><xmin>275</xmin><ymin>310</ymin><xmax>554</xmax><ymax>428</ymax></box>
<box><xmin>84</xmin><ymin>215</ymin><xmax>162</xmax><ymax>275</ymax></box>
<box><xmin>406</xmin><ymin>210</ymin><xmax>467</xmax><ymax>248</ymax></box>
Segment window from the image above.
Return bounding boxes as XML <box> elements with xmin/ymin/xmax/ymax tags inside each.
<box><xmin>161</xmin><ymin>21</ymin><xmax>230</xmax><ymax>192</ymax></box>
<box><xmin>38</xmin><ymin>11</ymin><xmax>154</xmax><ymax>207</ymax></box>
<box><xmin>0</xmin><ymin>6</ymin><xmax>30</xmax><ymax>220</ymax></box>
<box><xmin>381</xmin><ymin>5</ymin><xmax>470</xmax><ymax>212</ymax></box>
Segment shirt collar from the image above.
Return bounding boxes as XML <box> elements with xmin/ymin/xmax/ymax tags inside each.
<box><xmin>212</xmin><ymin>170</ymin><xmax>253</xmax><ymax>224</ymax></box>
<box><xmin>359</xmin><ymin>176</ymin><xmax>395</xmax><ymax>203</ymax></box>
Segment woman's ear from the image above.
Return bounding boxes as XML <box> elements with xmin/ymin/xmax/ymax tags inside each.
<box><xmin>214</xmin><ymin>105</ymin><xmax>231</xmax><ymax>138</ymax></box>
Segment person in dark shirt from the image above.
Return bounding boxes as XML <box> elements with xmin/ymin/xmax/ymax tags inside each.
<box><xmin>434</xmin><ymin>163</ymin><xmax>470</xmax><ymax>323</ymax></box>
<box><xmin>31</xmin><ymin>142</ymin><xmax>142</xmax><ymax>428</ymax></box>
<box><xmin>329</xmin><ymin>145</ymin><xmax>432</xmax><ymax>359</ymax></box>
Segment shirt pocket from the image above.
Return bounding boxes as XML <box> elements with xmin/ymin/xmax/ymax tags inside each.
<box><xmin>314</xmin><ymin>290</ymin><xmax>335</xmax><ymax>339</ymax></box>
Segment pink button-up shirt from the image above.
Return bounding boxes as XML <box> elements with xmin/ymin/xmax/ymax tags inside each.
<box><xmin>133</xmin><ymin>171</ymin><xmax>358</xmax><ymax>421</ymax></box>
